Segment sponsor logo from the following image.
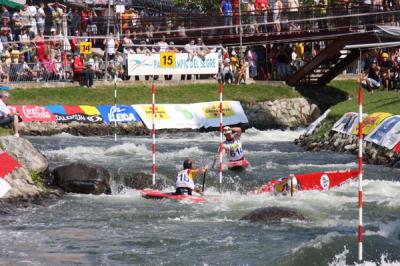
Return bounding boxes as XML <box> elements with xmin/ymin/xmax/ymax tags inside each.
<box><xmin>143</xmin><ymin>105</ymin><xmax>170</xmax><ymax>120</ymax></box>
<box><xmin>320</xmin><ymin>174</ymin><xmax>330</xmax><ymax>190</ymax></box>
<box><xmin>22</xmin><ymin>106</ymin><xmax>52</xmax><ymax>119</ymax></box>
<box><xmin>202</xmin><ymin>102</ymin><xmax>234</xmax><ymax>119</ymax></box>
<box><xmin>108</xmin><ymin>106</ymin><xmax>136</xmax><ymax>122</ymax></box>
<box><xmin>55</xmin><ymin>113</ymin><xmax>103</xmax><ymax>124</ymax></box>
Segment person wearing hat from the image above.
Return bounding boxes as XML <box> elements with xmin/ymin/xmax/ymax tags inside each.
<box><xmin>0</xmin><ymin>91</ymin><xmax>20</xmax><ymax>137</ymax></box>
<box><xmin>215</xmin><ymin>126</ymin><xmax>245</xmax><ymax>163</ymax></box>
<box><xmin>175</xmin><ymin>159</ymin><xmax>208</xmax><ymax>195</ymax></box>
<box><xmin>380</xmin><ymin>52</ymin><xmax>395</xmax><ymax>90</ymax></box>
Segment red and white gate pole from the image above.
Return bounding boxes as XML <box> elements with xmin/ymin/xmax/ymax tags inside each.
<box><xmin>219</xmin><ymin>82</ymin><xmax>223</xmax><ymax>184</ymax></box>
<box><xmin>152</xmin><ymin>84</ymin><xmax>156</xmax><ymax>185</ymax></box>
<box><xmin>358</xmin><ymin>85</ymin><xmax>363</xmax><ymax>262</ymax></box>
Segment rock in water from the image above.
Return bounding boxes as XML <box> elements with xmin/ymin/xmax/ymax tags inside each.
<box><xmin>118</xmin><ymin>172</ymin><xmax>166</xmax><ymax>190</ymax></box>
<box><xmin>52</xmin><ymin>162</ymin><xmax>111</xmax><ymax>194</ymax></box>
<box><xmin>240</xmin><ymin>207</ymin><xmax>306</xmax><ymax>224</ymax></box>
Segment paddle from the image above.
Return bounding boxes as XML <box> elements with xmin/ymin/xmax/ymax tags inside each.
<box><xmin>201</xmin><ymin>169</ymin><xmax>208</xmax><ymax>192</ymax></box>
<box><xmin>289</xmin><ymin>174</ymin><xmax>295</xmax><ymax>197</ymax></box>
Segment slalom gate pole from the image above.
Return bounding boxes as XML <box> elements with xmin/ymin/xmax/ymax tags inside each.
<box><xmin>219</xmin><ymin>82</ymin><xmax>223</xmax><ymax>184</ymax></box>
<box><xmin>152</xmin><ymin>84</ymin><xmax>156</xmax><ymax>185</ymax></box>
<box><xmin>113</xmin><ymin>74</ymin><xmax>117</xmax><ymax>142</ymax></box>
<box><xmin>358</xmin><ymin>85</ymin><xmax>363</xmax><ymax>262</ymax></box>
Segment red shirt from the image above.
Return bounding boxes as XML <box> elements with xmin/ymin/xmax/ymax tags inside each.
<box><xmin>73</xmin><ymin>57</ymin><xmax>84</xmax><ymax>72</ymax></box>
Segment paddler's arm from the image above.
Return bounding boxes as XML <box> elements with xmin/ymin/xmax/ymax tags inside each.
<box><xmin>231</xmin><ymin>127</ymin><xmax>242</xmax><ymax>137</ymax></box>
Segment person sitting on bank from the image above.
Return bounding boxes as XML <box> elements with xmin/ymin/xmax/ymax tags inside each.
<box><xmin>0</xmin><ymin>91</ymin><xmax>20</xmax><ymax>137</ymax></box>
<box><xmin>175</xmin><ymin>159</ymin><xmax>208</xmax><ymax>195</ymax></box>
<box><xmin>358</xmin><ymin>58</ymin><xmax>381</xmax><ymax>93</ymax></box>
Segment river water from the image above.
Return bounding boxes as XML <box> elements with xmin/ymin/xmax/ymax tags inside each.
<box><xmin>1</xmin><ymin>129</ymin><xmax>400</xmax><ymax>265</ymax></box>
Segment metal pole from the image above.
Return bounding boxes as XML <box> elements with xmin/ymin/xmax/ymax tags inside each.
<box><xmin>152</xmin><ymin>84</ymin><xmax>156</xmax><ymax>185</ymax></box>
<box><xmin>219</xmin><ymin>82</ymin><xmax>223</xmax><ymax>184</ymax></box>
<box><xmin>239</xmin><ymin>0</ymin><xmax>243</xmax><ymax>57</ymax></box>
<box><xmin>113</xmin><ymin>74</ymin><xmax>117</xmax><ymax>142</ymax></box>
<box><xmin>358</xmin><ymin>85</ymin><xmax>363</xmax><ymax>262</ymax></box>
<box><xmin>105</xmin><ymin>0</ymin><xmax>111</xmax><ymax>81</ymax></box>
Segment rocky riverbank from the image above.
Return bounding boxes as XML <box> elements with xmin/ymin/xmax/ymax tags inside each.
<box><xmin>16</xmin><ymin>98</ymin><xmax>320</xmax><ymax>136</ymax></box>
<box><xmin>0</xmin><ymin>136</ymin><xmax>62</xmax><ymax>214</ymax></box>
<box><xmin>296</xmin><ymin>131</ymin><xmax>400</xmax><ymax>168</ymax></box>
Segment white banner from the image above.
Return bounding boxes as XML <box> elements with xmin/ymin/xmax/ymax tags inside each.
<box><xmin>132</xmin><ymin>101</ymin><xmax>248</xmax><ymax>130</ymax></box>
<box><xmin>365</xmin><ymin>115</ymin><xmax>400</xmax><ymax>149</ymax></box>
<box><xmin>127</xmin><ymin>52</ymin><xmax>219</xmax><ymax>76</ymax></box>
<box><xmin>332</xmin><ymin>112</ymin><xmax>360</xmax><ymax>135</ymax></box>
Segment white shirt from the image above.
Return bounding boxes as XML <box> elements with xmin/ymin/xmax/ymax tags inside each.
<box><xmin>0</xmin><ymin>98</ymin><xmax>10</xmax><ymax>117</ymax></box>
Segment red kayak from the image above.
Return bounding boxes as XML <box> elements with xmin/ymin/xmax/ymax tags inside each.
<box><xmin>141</xmin><ymin>189</ymin><xmax>206</xmax><ymax>203</ymax></box>
<box><xmin>226</xmin><ymin>159</ymin><xmax>250</xmax><ymax>171</ymax></box>
<box><xmin>255</xmin><ymin>170</ymin><xmax>359</xmax><ymax>194</ymax></box>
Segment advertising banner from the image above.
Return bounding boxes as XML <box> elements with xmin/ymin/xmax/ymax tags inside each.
<box><xmin>365</xmin><ymin>115</ymin><xmax>400</xmax><ymax>149</ymax></box>
<box><xmin>332</xmin><ymin>112</ymin><xmax>360</xmax><ymax>135</ymax></box>
<box><xmin>10</xmin><ymin>105</ymin><xmax>56</xmax><ymax>122</ymax></box>
<box><xmin>127</xmin><ymin>52</ymin><xmax>219</xmax><ymax>76</ymax></box>
<box><xmin>132</xmin><ymin>101</ymin><xmax>248</xmax><ymax>129</ymax></box>
<box><xmin>64</xmin><ymin>105</ymin><xmax>84</xmax><ymax>115</ymax></box>
<box><xmin>305</xmin><ymin>109</ymin><xmax>330</xmax><ymax>136</ymax></box>
<box><xmin>352</xmin><ymin>112</ymin><xmax>393</xmax><ymax>135</ymax></box>
<box><xmin>55</xmin><ymin>113</ymin><xmax>103</xmax><ymax>124</ymax></box>
<box><xmin>97</xmin><ymin>105</ymin><xmax>141</xmax><ymax>124</ymax></box>
<box><xmin>46</xmin><ymin>105</ymin><xmax>66</xmax><ymax>115</ymax></box>
<box><xmin>79</xmin><ymin>105</ymin><xmax>100</xmax><ymax>115</ymax></box>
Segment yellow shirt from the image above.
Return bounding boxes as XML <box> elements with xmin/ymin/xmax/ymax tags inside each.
<box><xmin>294</xmin><ymin>43</ymin><xmax>304</xmax><ymax>60</ymax></box>
<box><xmin>11</xmin><ymin>49</ymin><xmax>20</xmax><ymax>63</ymax></box>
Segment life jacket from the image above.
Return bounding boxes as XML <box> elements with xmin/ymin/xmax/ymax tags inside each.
<box><xmin>223</xmin><ymin>134</ymin><xmax>244</xmax><ymax>161</ymax></box>
<box><xmin>175</xmin><ymin>169</ymin><xmax>195</xmax><ymax>190</ymax></box>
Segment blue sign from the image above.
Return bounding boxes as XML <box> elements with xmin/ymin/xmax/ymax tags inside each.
<box><xmin>46</xmin><ymin>105</ymin><xmax>66</xmax><ymax>115</ymax></box>
<box><xmin>97</xmin><ymin>105</ymin><xmax>141</xmax><ymax>124</ymax></box>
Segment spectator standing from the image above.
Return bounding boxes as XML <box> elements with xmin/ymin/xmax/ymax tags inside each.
<box><xmin>380</xmin><ymin>52</ymin><xmax>395</xmax><ymax>90</ymax></box>
<box><xmin>1</xmin><ymin>6</ymin><xmax>11</xmax><ymax>21</ymax></box>
<box><xmin>12</xmin><ymin>10</ymin><xmax>22</xmax><ymax>41</ymax></box>
<box><xmin>0</xmin><ymin>91</ymin><xmax>19</xmax><ymax>137</ymax></box>
<box><xmin>104</xmin><ymin>32</ymin><xmax>118</xmax><ymax>61</ymax></box>
<box><xmin>33</xmin><ymin>30</ymin><xmax>45</xmax><ymax>61</ymax></box>
<box><xmin>220</xmin><ymin>0</ymin><xmax>233</xmax><ymax>36</ymax></box>
<box><xmin>49</xmin><ymin>29</ymin><xmax>61</xmax><ymax>59</ymax></box>
<box><xmin>273</xmin><ymin>0</ymin><xmax>282</xmax><ymax>34</ymax></box>
<box><xmin>247</xmin><ymin>46</ymin><xmax>258</xmax><ymax>79</ymax></box>
<box><xmin>20</xmin><ymin>5</ymin><xmax>32</xmax><ymax>30</ymax></box>
<box><xmin>67</xmin><ymin>8</ymin><xmax>81</xmax><ymax>36</ymax></box>
<box><xmin>35</xmin><ymin>3</ymin><xmax>45</xmax><ymax>34</ymax></box>
<box><xmin>28</xmin><ymin>3</ymin><xmax>37</xmax><ymax>35</ymax></box>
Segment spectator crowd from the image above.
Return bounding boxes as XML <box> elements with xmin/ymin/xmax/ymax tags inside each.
<box><xmin>0</xmin><ymin>0</ymin><xmax>398</xmax><ymax>87</ymax></box>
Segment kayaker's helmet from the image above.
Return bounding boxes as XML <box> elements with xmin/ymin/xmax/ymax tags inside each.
<box><xmin>183</xmin><ymin>159</ymin><xmax>193</xmax><ymax>170</ymax></box>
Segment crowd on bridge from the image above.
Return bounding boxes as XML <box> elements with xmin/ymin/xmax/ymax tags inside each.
<box><xmin>0</xmin><ymin>0</ymin><xmax>399</xmax><ymax>86</ymax></box>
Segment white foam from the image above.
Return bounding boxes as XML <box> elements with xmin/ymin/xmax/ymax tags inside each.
<box><xmin>292</xmin><ymin>232</ymin><xmax>344</xmax><ymax>253</ymax></box>
<box><xmin>244</xmin><ymin>128</ymin><xmax>306</xmax><ymax>142</ymax></box>
<box><xmin>329</xmin><ymin>248</ymin><xmax>400</xmax><ymax>266</ymax></box>
<box><xmin>288</xmin><ymin>162</ymin><xmax>358</xmax><ymax>170</ymax></box>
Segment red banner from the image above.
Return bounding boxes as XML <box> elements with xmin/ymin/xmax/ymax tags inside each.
<box><xmin>64</xmin><ymin>105</ymin><xmax>84</xmax><ymax>115</ymax></box>
<box><xmin>10</xmin><ymin>105</ymin><xmax>56</xmax><ymax>122</ymax></box>
<box><xmin>393</xmin><ymin>142</ymin><xmax>400</xmax><ymax>153</ymax></box>
<box><xmin>0</xmin><ymin>152</ymin><xmax>20</xmax><ymax>178</ymax></box>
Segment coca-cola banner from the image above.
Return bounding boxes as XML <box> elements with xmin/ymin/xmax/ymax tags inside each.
<box><xmin>9</xmin><ymin>105</ymin><xmax>56</xmax><ymax>122</ymax></box>
<box><xmin>97</xmin><ymin>105</ymin><xmax>141</xmax><ymax>124</ymax></box>
<box><xmin>55</xmin><ymin>113</ymin><xmax>104</xmax><ymax>124</ymax></box>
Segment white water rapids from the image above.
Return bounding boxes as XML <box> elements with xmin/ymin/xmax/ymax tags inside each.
<box><xmin>0</xmin><ymin>129</ymin><xmax>399</xmax><ymax>265</ymax></box>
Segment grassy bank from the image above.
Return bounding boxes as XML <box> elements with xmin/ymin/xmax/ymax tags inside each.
<box><xmin>310</xmin><ymin>80</ymin><xmax>400</xmax><ymax>141</ymax></box>
<box><xmin>10</xmin><ymin>83</ymin><xmax>299</xmax><ymax>106</ymax></box>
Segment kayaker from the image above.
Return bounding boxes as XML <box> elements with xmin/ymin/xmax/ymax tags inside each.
<box><xmin>175</xmin><ymin>159</ymin><xmax>208</xmax><ymax>196</ymax></box>
<box><xmin>274</xmin><ymin>175</ymin><xmax>299</xmax><ymax>195</ymax></box>
<box><xmin>217</xmin><ymin>126</ymin><xmax>245</xmax><ymax>163</ymax></box>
